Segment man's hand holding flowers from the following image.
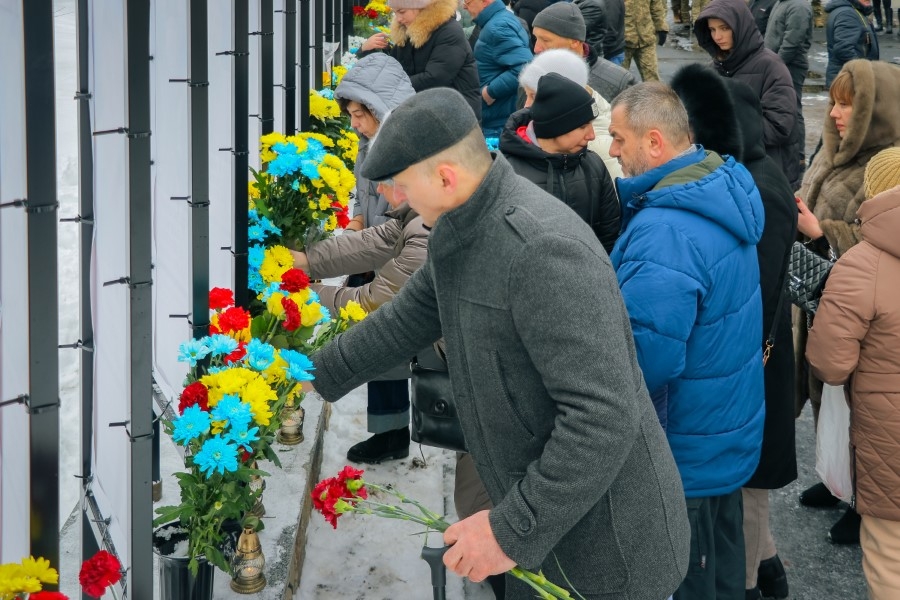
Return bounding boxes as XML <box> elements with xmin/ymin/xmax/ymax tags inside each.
<box><xmin>442</xmin><ymin>510</ymin><xmax>516</xmax><ymax>582</ymax></box>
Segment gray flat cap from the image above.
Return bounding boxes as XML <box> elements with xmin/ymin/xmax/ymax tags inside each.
<box><xmin>532</xmin><ymin>3</ymin><xmax>587</xmax><ymax>42</ymax></box>
<box><xmin>360</xmin><ymin>88</ymin><xmax>479</xmax><ymax>181</ymax></box>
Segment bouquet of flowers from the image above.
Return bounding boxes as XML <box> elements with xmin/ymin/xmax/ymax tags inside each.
<box><xmin>0</xmin><ymin>550</ymin><xmax>120</xmax><ymax>600</ymax></box>
<box><xmin>313</xmin><ymin>467</ymin><xmax>584</xmax><ymax>600</ymax></box>
<box><xmin>249</xmin><ymin>131</ymin><xmax>354</xmax><ymax>252</ymax></box>
<box><xmin>352</xmin><ymin>1</ymin><xmax>392</xmax><ymax>36</ymax></box>
<box><xmin>154</xmin><ymin>287</ymin><xmax>317</xmax><ymax>574</ymax></box>
<box><xmin>307</xmin><ymin>89</ymin><xmax>359</xmax><ymax>168</ymax></box>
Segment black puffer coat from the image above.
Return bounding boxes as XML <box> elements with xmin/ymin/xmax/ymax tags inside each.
<box><xmin>574</xmin><ymin>0</ymin><xmax>625</xmax><ymax>58</ymax></box>
<box><xmin>671</xmin><ymin>64</ymin><xmax>798</xmax><ymax>489</ymax></box>
<box><xmin>499</xmin><ymin>109</ymin><xmax>621</xmax><ymax>254</ymax></box>
<box><xmin>695</xmin><ymin>0</ymin><xmax>801</xmax><ymax>189</ymax></box>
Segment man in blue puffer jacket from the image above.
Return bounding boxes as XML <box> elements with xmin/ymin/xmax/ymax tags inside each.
<box><xmin>466</xmin><ymin>0</ymin><xmax>533</xmax><ymax>136</ymax></box>
<box><xmin>608</xmin><ymin>82</ymin><xmax>766</xmax><ymax>600</ymax></box>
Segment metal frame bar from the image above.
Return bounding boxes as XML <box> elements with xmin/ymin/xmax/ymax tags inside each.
<box><xmin>299</xmin><ymin>0</ymin><xmax>311</xmax><ymax>131</ymax></box>
<box><xmin>260</xmin><ymin>0</ymin><xmax>274</xmax><ymax>135</ymax></box>
<box><xmin>75</xmin><ymin>1</ymin><xmax>101</xmax><ymax>593</ymax></box>
<box><xmin>234</xmin><ymin>0</ymin><xmax>250</xmax><ymax>305</ymax></box>
<box><xmin>284</xmin><ymin>0</ymin><xmax>297</xmax><ymax>134</ymax></box>
<box><xmin>125</xmin><ymin>1</ymin><xmax>154</xmax><ymax>597</ymax></box>
<box><xmin>22</xmin><ymin>0</ymin><xmax>60</xmax><ymax>570</ymax></box>
<box><xmin>190</xmin><ymin>0</ymin><xmax>211</xmax><ymax>337</ymax></box>
<box><xmin>342</xmin><ymin>0</ymin><xmax>351</xmax><ymax>58</ymax></box>
<box><xmin>314</xmin><ymin>0</ymin><xmax>324</xmax><ymax>85</ymax></box>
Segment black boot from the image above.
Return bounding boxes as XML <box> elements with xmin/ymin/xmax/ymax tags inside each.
<box><xmin>829</xmin><ymin>506</ymin><xmax>861</xmax><ymax>545</ymax></box>
<box><xmin>745</xmin><ymin>587</ymin><xmax>763</xmax><ymax>600</ymax></box>
<box><xmin>757</xmin><ymin>555</ymin><xmax>789</xmax><ymax>599</ymax></box>
<box><xmin>799</xmin><ymin>482</ymin><xmax>840</xmax><ymax>508</ymax></box>
<box><xmin>886</xmin><ymin>9</ymin><xmax>893</xmax><ymax>33</ymax></box>
<box><xmin>346</xmin><ymin>427</ymin><xmax>410</xmax><ymax>464</ymax></box>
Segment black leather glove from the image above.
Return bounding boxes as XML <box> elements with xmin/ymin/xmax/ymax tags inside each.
<box><xmin>657</xmin><ymin>30</ymin><xmax>668</xmax><ymax>46</ymax></box>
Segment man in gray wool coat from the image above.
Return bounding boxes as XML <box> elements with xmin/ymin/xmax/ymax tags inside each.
<box><xmin>307</xmin><ymin>87</ymin><xmax>690</xmax><ymax>599</ymax></box>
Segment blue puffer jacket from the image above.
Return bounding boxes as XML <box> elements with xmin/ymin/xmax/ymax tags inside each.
<box><xmin>610</xmin><ymin>147</ymin><xmax>766</xmax><ymax>498</ymax></box>
<box><xmin>474</xmin><ymin>0</ymin><xmax>533</xmax><ymax>135</ymax></box>
<box><xmin>825</xmin><ymin>0</ymin><xmax>879</xmax><ymax>88</ymax></box>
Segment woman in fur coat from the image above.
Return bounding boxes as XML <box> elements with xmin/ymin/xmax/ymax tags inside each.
<box><xmin>359</xmin><ymin>0</ymin><xmax>482</xmax><ymax>120</ymax></box>
<box><xmin>793</xmin><ymin>58</ymin><xmax>900</xmax><ymax>544</ymax></box>
<box><xmin>671</xmin><ymin>64</ymin><xmax>798</xmax><ymax>600</ymax></box>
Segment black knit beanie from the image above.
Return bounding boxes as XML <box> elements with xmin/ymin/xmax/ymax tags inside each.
<box><xmin>531</xmin><ymin>73</ymin><xmax>598</xmax><ymax>139</ymax></box>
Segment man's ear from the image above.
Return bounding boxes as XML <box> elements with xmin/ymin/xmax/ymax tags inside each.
<box><xmin>436</xmin><ymin>164</ymin><xmax>458</xmax><ymax>193</ymax></box>
<box><xmin>646</xmin><ymin>129</ymin><xmax>666</xmax><ymax>160</ymax></box>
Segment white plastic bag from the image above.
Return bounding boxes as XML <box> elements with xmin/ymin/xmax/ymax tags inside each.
<box><xmin>815</xmin><ymin>383</ymin><xmax>853</xmax><ymax>503</ymax></box>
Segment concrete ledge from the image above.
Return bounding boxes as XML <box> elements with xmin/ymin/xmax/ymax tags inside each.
<box><xmin>59</xmin><ymin>394</ymin><xmax>331</xmax><ymax>599</ymax></box>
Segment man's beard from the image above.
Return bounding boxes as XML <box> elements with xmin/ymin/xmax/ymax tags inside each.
<box><xmin>621</xmin><ymin>148</ymin><xmax>651</xmax><ymax>177</ymax></box>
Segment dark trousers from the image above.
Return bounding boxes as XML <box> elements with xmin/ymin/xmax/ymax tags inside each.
<box><xmin>366</xmin><ymin>379</ymin><xmax>409</xmax><ymax>434</ymax></box>
<box><xmin>873</xmin><ymin>0</ymin><xmax>893</xmax><ymax>25</ymax></box>
<box><xmin>674</xmin><ymin>490</ymin><xmax>746</xmax><ymax>600</ymax></box>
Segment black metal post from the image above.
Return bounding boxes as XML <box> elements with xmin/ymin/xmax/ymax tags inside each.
<box><xmin>125</xmin><ymin>1</ymin><xmax>154</xmax><ymax>597</ymax></box>
<box><xmin>234</xmin><ymin>0</ymin><xmax>250</xmax><ymax>305</ymax></box>
<box><xmin>314</xmin><ymin>0</ymin><xmax>325</xmax><ymax>80</ymax></box>
<box><xmin>75</xmin><ymin>0</ymin><xmax>101</xmax><ymax>592</ymax></box>
<box><xmin>325</xmin><ymin>0</ymin><xmax>334</xmax><ymax>46</ymax></box>
<box><xmin>22</xmin><ymin>0</ymin><xmax>60</xmax><ymax>573</ymax></box>
<box><xmin>260</xmin><ymin>0</ymin><xmax>274</xmax><ymax>135</ymax></box>
<box><xmin>342</xmin><ymin>0</ymin><xmax>351</xmax><ymax>57</ymax></box>
<box><xmin>299</xmin><ymin>0</ymin><xmax>311</xmax><ymax>130</ymax></box>
<box><xmin>284</xmin><ymin>0</ymin><xmax>297</xmax><ymax>134</ymax></box>
<box><xmin>189</xmin><ymin>0</ymin><xmax>211</xmax><ymax>337</ymax></box>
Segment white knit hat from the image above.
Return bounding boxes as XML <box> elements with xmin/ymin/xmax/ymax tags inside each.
<box><xmin>518</xmin><ymin>49</ymin><xmax>589</xmax><ymax>93</ymax></box>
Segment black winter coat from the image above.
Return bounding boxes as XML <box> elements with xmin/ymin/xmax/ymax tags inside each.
<box><xmin>361</xmin><ymin>0</ymin><xmax>482</xmax><ymax>121</ymax></box>
<box><xmin>499</xmin><ymin>109</ymin><xmax>621</xmax><ymax>254</ymax></box>
<box><xmin>574</xmin><ymin>0</ymin><xmax>625</xmax><ymax>58</ymax></box>
<box><xmin>824</xmin><ymin>0</ymin><xmax>879</xmax><ymax>88</ymax></box>
<box><xmin>671</xmin><ymin>64</ymin><xmax>798</xmax><ymax>489</ymax></box>
<box><xmin>696</xmin><ymin>0</ymin><xmax>801</xmax><ymax>189</ymax></box>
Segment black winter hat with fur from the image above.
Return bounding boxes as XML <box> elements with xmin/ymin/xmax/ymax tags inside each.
<box><xmin>669</xmin><ymin>63</ymin><xmax>743</xmax><ymax>161</ymax></box>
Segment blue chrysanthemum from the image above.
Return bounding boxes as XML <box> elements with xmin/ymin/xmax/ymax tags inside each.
<box><xmin>260</xmin><ymin>281</ymin><xmax>284</xmax><ymax>303</ymax></box>
<box><xmin>318</xmin><ymin>306</ymin><xmax>331</xmax><ymax>324</ymax></box>
<box><xmin>306</xmin><ymin>289</ymin><xmax>320</xmax><ymax>303</ymax></box>
<box><xmin>194</xmin><ymin>436</ymin><xmax>239</xmax><ymax>477</ymax></box>
<box><xmin>226</xmin><ymin>424</ymin><xmax>260</xmax><ymax>451</ymax></box>
<box><xmin>173</xmin><ymin>404</ymin><xmax>211</xmax><ymax>446</ymax></box>
<box><xmin>248</xmin><ymin>224</ymin><xmax>267</xmax><ymax>242</ymax></box>
<box><xmin>248</xmin><ymin>208</ymin><xmax>260</xmax><ymax>224</ymax></box>
<box><xmin>280</xmin><ymin>349</ymin><xmax>316</xmax><ymax>381</ymax></box>
<box><xmin>211</xmin><ymin>393</ymin><xmax>253</xmax><ymax>430</ymax></box>
<box><xmin>177</xmin><ymin>338</ymin><xmax>211</xmax><ymax>367</ymax></box>
<box><xmin>246</xmin><ymin>338</ymin><xmax>276</xmax><ymax>371</ymax></box>
<box><xmin>248</xmin><ymin>244</ymin><xmax>266</xmax><ymax>269</ymax></box>
<box><xmin>318</xmin><ymin>88</ymin><xmax>334</xmax><ymax>100</ymax></box>
<box><xmin>249</xmin><ymin>271</ymin><xmax>265</xmax><ymax>294</ymax></box>
<box><xmin>207</xmin><ymin>365</ymin><xmax>226</xmax><ymax>375</ymax></box>
<box><xmin>259</xmin><ymin>216</ymin><xmax>282</xmax><ymax>236</ymax></box>
<box><xmin>207</xmin><ymin>334</ymin><xmax>239</xmax><ymax>357</ymax></box>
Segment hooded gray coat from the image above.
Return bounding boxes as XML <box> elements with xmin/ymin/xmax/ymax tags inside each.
<box><xmin>334</xmin><ymin>54</ymin><xmax>415</xmax><ymax>228</ymax></box>
<box><xmin>310</xmin><ymin>154</ymin><xmax>690</xmax><ymax>598</ymax></box>
<box><xmin>695</xmin><ymin>0</ymin><xmax>801</xmax><ymax>188</ymax></box>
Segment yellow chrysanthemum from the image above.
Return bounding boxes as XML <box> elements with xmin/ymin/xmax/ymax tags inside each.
<box><xmin>260</xmin><ymin>147</ymin><xmax>277</xmax><ymax>163</ymax></box>
<box><xmin>248</xmin><ymin>181</ymin><xmax>260</xmax><ymax>200</ymax></box>
<box><xmin>309</xmin><ymin>91</ymin><xmax>342</xmax><ymax>121</ymax></box>
<box><xmin>311</xmin><ymin>179</ymin><xmax>324</xmax><ymax>189</ymax></box>
<box><xmin>210</xmin><ymin>419</ymin><xmax>228</xmax><ymax>435</ymax></box>
<box><xmin>267</xmin><ymin>292</ymin><xmax>286</xmax><ymax>317</ymax></box>
<box><xmin>324</xmin><ymin>214</ymin><xmax>337</xmax><ymax>232</ymax></box>
<box><xmin>297</xmin><ymin>131</ymin><xmax>335</xmax><ymax>148</ymax></box>
<box><xmin>260</xmin><ymin>246</ymin><xmax>294</xmax><ymax>284</ymax></box>
<box><xmin>318</xmin><ymin>194</ymin><xmax>332</xmax><ymax>210</ymax></box>
<box><xmin>263</xmin><ymin>353</ymin><xmax>288</xmax><ymax>385</ymax></box>
<box><xmin>340</xmin><ymin>300</ymin><xmax>368</xmax><ymax>322</ymax></box>
<box><xmin>247</xmin><ymin>397</ymin><xmax>274</xmax><ymax>427</ymax></box>
<box><xmin>301</xmin><ymin>302</ymin><xmax>325</xmax><ymax>325</ymax></box>
<box><xmin>260</xmin><ymin>132</ymin><xmax>286</xmax><ymax>147</ymax></box>
<box><xmin>332</xmin><ymin>65</ymin><xmax>348</xmax><ymax>84</ymax></box>
<box><xmin>284</xmin><ymin>134</ymin><xmax>310</xmax><ymax>153</ymax></box>
<box><xmin>19</xmin><ymin>556</ymin><xmax>58</xmax><ymax>585</ymax></box>
<box><xmin>289</xmin><ymin>289</ymin><xmax>311</xmax><ymax>306</ymax></box>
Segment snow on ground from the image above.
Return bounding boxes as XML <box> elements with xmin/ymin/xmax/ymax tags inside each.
<box><xmin>298</xmin><ymin>385</ymin><xmax>495</xmax><ymax>599</ymax></box>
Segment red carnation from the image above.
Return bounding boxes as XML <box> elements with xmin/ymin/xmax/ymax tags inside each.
<box><xmin>241</xmin><ymin>449</ymin><xmax>253</xmax><ymax>463</ymax></box>
<box><xmin>208</xmin><ymin>321</ymin><xmax>222</xmax><ymax>335</ymax></box>
<box><xmin>208</xmin><ymin>287</ymin><xmax>235</xmax><ymax>310</ymax></box>
<box><xmin>30</xmin><ymin>593</ymin><xmax>70</xmax><ymax>600</ymax></box>
<box><xmin>332</xmin><ymin>202</ymin><xmax>351</xmax><ymax>229</ymax></box>
<box><xmin>280</xmin><ymin>268</ymin><xmax>310</xmax><ymax>293</ymax></box>
<box><xmin>225</xmin><ymin>341</ymin><xmax>247</xmax><ymax>364</ymax></box>
<box><xmin>353</xmin><ymin>5</ymin><xmax>365</xmax><ymax>15</ymax></box>
<box><xmin>338</xmin><ymin>465</ymin><xmax>365</xmax><ymax>482</ymax></box>
<box><xmin>367</xmin><ymin>8</ymin><xmax>378</xmax><ymax>18</ymax></box>
<box><xmin>282</xmin><ymin>298</ymin><xmax>302</xmax><ymax>331</ymax></box>
<box><xmin>217</xmin><ymin>306</ymin><xmax>251</xmax><ymax>333</ymax></box>
<box><xmin>311</xmin><ymin>468</ymin><xmax>368</xmax><ymax>528</ymax></box>
<box><xmin>178</xmin><ymin>381</ymin><xmax>209</xmax><ymax>414</ymax></box>
<box><xmin>79</xmin><ymin>550</ymin><xmax>122</xmax><ymax>599</ymax></box>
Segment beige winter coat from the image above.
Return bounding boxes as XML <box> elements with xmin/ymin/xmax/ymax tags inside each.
<box><xmin>807</xmin><ymin>186</ymin><xmax>900</xmax><ymax>521</ymax></box>
<box><xmin>793</xmin><ymin>59</ymin><xmax>900</xmax><ymax>415</ymax></box>
<box><xmin>587</xmin><ymin>88</ymin><xmax>623</xmax><ymax>179</ymax></box>
<box><xmin>305</xmin><ymin>204</ymin><xmax>428</xmax><ymax>314</ymax></box>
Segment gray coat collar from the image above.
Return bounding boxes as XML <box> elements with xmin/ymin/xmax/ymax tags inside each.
<box><xmin>431</xmin><ymin>153</ymin><xmax>509</xmax><ymax>258</ymax></box>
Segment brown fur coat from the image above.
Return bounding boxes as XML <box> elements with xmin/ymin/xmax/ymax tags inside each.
<box><xmin>794</xmin><ymin>59</ymin><xmax>900</xmax><ymax>416</ymax></box>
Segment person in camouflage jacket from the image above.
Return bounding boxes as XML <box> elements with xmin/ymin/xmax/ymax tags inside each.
<box><xmin>623</xmin><ymin>0</ymin><xmax>668</xmax><ymax>80</ymax></box>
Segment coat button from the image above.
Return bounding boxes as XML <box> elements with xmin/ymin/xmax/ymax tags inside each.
<box><xmin>519</xmin><ymin>519</ymin><xmax>531</xmax><ymax>532</ymax></box>
<box><xmin>505</xmin><ymin>206</ymin><xmax>515</xmax><ymax>215</ymax></box>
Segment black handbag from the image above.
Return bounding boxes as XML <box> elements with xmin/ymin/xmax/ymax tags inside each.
<box><xmin>410</xmin><ymin>359</ymin><xmax>468</xmax><ymax>453</ymax></box>
<box><xmin>787</xmin><ymin>241</ymin><xmax>835</xmax><ymax>315</ymax></box>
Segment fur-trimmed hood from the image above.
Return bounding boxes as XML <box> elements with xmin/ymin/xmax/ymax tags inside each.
<box><xmin>390</xmin><ymin>0</ymin><xmax>459</xmax><ymax>47</ymax></box>
<box><xmin>822</xmin><ymin>60</ymin><xmax>900</xmax><ymax>168</ymax></box>
<box><xmin>670</xmin><ymin>64</ymin><xmax>743</xmax><ymax>161</ymax></box>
